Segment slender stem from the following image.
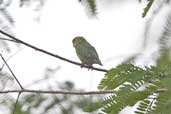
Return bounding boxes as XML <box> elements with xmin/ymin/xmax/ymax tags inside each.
<box><xmin>0</xmin><ymin>38</ymin><xmax>19</xmax><ymax>43</ymax></box>
<box><xmin>0</xmin><ymin>54</ymin><xmax>24</xmax><ymax>89</ymax></box>
<box><xmin>0</xmin><ymin>89</ymin><xmax>115</xmax><ymax>95</ymax></box>
<box><xmin>0</xmin><ymin>30</ymin><xmax>108</xmax><ymax>72</ymax></box>
<box><xmin>12</xmin><ymin>92</ymin><xmax>21</xmax><ymax>114</ymax></box>
<box><xmin>0</xmin><ymin>89</ymin><xmax>168</xmax><ymax>95</ymax></box>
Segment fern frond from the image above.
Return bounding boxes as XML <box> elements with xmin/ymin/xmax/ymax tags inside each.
<box><xmin>103</xmin><ymin>81</ymin><xmax>160</xmax><ymax>114</ymax></box>
<box><xmin>93</xmin><ymin>84</ymin><xmax>158</xmax><ymax>114</ymax></box>
<box><xmin>156</xmin><ymin>49</ymin><xmax>171</xmax><ymax>80</ymax></box>
<box><xmin>85</xmin><ymin>77</ymin><xmax>159</xmax><ymax>113</ymax></box>
<box><xmin>135</xmin><ymin>82</ymin><xmax>161</xmax><ymax>114</ymax></box>
<box><xmin>142</xmin><ymin>0</ymin><xmax>154</xmax><ymax>18</ymax></box>
<box><xmin>84</xmin><ymin>63</ymin><xmax>171</xmax><ymax>114</ymax></box>
<box><xmin>98</xmin><ymin>64</ymin><xmax>133</xmax><ymax>90</ymax></box>
<box><xmin>83</xmin><ymin>100</ymin><xmax>104</xmax><ymax>112</ymax></box>
<box><xmin>98</xmin><ymin>64</ymin><xmax>155</xmax><ymax>90</ymax></box>
<box><xmin>149</xmin><ymin>92</ymin><xmax>171</xmax><ymax>114</ymax></box>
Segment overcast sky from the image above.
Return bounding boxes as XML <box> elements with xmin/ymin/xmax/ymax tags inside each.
<box><xmin>5</xmin><ymin>0</ymin><xmax>147</xmax><ymax>89</ymax></box>
<box><xmin>1</xmin><ymin>0</ymin><xmax>168</xmax><ymax>113</ymax></box>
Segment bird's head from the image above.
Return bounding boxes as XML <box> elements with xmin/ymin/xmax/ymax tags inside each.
<box><xmin>72</xmin><ymin>36</ymin><xmax>87</xmax><ymax>47</ymax></box>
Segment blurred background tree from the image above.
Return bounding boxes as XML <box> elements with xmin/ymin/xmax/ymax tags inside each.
<box><xmin>0</xmin><ymin>0</ymin><xmax>171</xmax><ymax>114</ymax></box>
<box><xmin>0</xmin><ymin>67</ymin><xmax>102</xmax><ymax>114</ymax></box>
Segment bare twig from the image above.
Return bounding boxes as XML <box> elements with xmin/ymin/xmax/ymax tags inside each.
<box><xmin>0</xmin><ymin>48</ymin><xmax>23</xmax><ymax>71</ymax></box>
<box><xmin>0</xmin><ymin>30</ymin><xmax>108</xmax><ymax>72</ymax></box>
<box><xmin>12</xmin><ymin>92</ymin><xmax>21</xmax><ymax>114</ymax></box>
<box><xmin>0</xmin><ymin>53</ymin><xmax>24</xmax><ymax>89</ymax></box>
<box><xmin>0</xmin><ymin>37</ymin><xmax>19</xmax><ymax>43</ymax></box>
<box><xmin>0</xmin><ymin>89</ymin><xmax>116</xmax><ymax>95</ymax></box>
<box><xmin>0</xmin><ymin>88</ymin><xmax>169</xmax><ymax>95</ymax></box>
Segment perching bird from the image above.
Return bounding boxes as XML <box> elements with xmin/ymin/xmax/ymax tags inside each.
<box><xmin>72</xmin><ymin>36</ymin><xmax>102</xmax><ymax>69</ymax></box>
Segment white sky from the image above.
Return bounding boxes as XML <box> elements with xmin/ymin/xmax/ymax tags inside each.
<box><xmin>6</xmin><ymin>0</ymin><xmax>146</xmax><ymax>89</ymax></box>
<box><xmin>2</xmin><ymin>0</ymin><xmax>169</xmax><ymax>113</ymax></box>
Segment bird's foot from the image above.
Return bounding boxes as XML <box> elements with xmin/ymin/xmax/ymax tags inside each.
<box><xmin>88</xmin><ymin>65</ymin><xmax>93</xmax><ymax>71</ymax></box>
<box><xmin>81</xmin><ymin>64</ymin><xmax>85</xmax><ymax>68</ymax></box>
<box><xmin>80</xmin><ymin>64</ymin><xmax>93</xmax><ymax>71</ymax></box>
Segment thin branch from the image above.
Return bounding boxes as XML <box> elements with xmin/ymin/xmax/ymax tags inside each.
<box><xmin>0</xmin><ymin>53</ymin><xmax>24</xmax><ymax>89</ymax></box>
<box><xmin>12</xmin><ymin>92</ymin><xmax>21</xmax><ymax>114</ymax></box>
<box><xmin>0</xmin><ymin>48</ymin><xmax>23</xmax><ymax>71</ymax></box>
<box><xmin>0</xmin><ymin>88</ymin><xmax>169</xmax><ymax>95</ymax></box>
<box><xmin>0</xmin><ymin>89</ymin><xmax>116</xmax><ymax>95</ymax></box>
<box><xmin>0</xmin><ymin>37</ymin><xmax>19</xmax><ymax>43</ymax></box>
<box><xmin>0</xmin><ymin>30</ymin><xmax>108</xmax><ymax>73</ymax></box>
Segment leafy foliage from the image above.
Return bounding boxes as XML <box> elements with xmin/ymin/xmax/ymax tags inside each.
<box><xmin>78</xmin><ymin>0</ymin><xmax>157</xmax><ymax>18</ymax></box>
<box><xmin>159</xmin><ymin>11</ymin><xmax>171</xmax><ymax>50</ymax></box>
<box><xmin>87</xmin><ymin>0</ymin><xmax>97</xmax><ymax>15</ymax></box>
<box><xmin>0</xmin><ymin>67</ymin><xmax>97</xmax><ymax>114</ymax></box>
<box><xmin>84</xmin><ymin>9</ymin><xmax>171</xmax><ymax>113</ymax></box>
<box><xmin>142</xmin><ymin>0</ymin><xmax>154</xmax><ymax>18</ymax></box>
<box><xmin>79</xmin><ymin>0</ymin><xmax>97</xmax><ymax>17</ymax></box>
<box><xmin>9</xmin><ymin>81</ymin><xmax>99</xmax><ymax>114</ymax></box>
<box><xmin>84</xmin><ymin>64</ymin><xmax>159</xmax><ymax>113</ymax></box>
<box><xmin>84</xmin><ymin>63</ymin><xmax>171</xmax><ymax>114</ymax></box>
<box><xmin>149</xmin><ymin>92</ymin><xmax>171</xmax><ymax>114</ymax></box>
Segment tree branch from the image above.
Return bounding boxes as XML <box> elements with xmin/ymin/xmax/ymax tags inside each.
<box><xmin>0</xmin><ymin>53</ymin><xmax>24</xmax><ymax>89</ymax></box>
<box><xmin>0</xmin><ymin>88</ymin><xmax>169</xmax><ymax>95</ymax></box>
<box><xmin>0</xmin><ymin>88</ymin><xmax>169</xmax><ymax>96</ymax></box>
<box><xmin>0</xmin><ymin>30</ymin><xmax>108</xmax><ymax>72</ymax></box>
<box><xmin>0</xmin><ymin>48</ymin><xmax>23</xmax><ymax>71</ymax></box>
<box><xmin>12</xmin><ymin>92</ymin><xmax>21</xmax><ymax>114</ymax></box>
<box><xmin>0</xmin><ymin>37</ymin><xmax>19</xmax><ymax>43</ymax></box>
<box><xmin>0</xmin><ymin>89</ymin><xmax>115</xmax><ymax>95</ymax></box>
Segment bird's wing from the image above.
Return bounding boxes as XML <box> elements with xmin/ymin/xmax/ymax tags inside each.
<box><xmin>75</xmin><ymin>42</ymin><xmax>102</xmax><ymax>65</ymax></box>
<box><xmin>75</xmin><ymin>43</ymin><xmax>90</xmax><ymax>62</ymax></box>
<box><xmin>87</xmin><ymin>44</ymin><xmax>102</xmax><ymax>65</ymax></box>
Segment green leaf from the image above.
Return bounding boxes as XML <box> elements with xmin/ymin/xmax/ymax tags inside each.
<box><xmin>87</xmin><ymin>0</ymin><xmax>97</xmax><ymax>15</ymax></box>
<box><xmin>84</xmin><ymin>100</ymin><xmax>104</xmax><ymax>112</ymax></box>
<box><xmin>87</xmin><ymin>63</ymin><xmax>171</xmax><ymax>114</ymax></box>
<box><xmin>150</xmin><ymin>92</ymin><xmax>171</xmax><ymax>114</ymax></box>
<box><xmin>161</xmin><ymin>77</ymin><xmax>171</xmax><ymax>89</ymax></box>
<box><xmin>98</xmin><ymin>64</ymin><xmax>140</xmax><ymax>90</ymax></box>
<box><xmin>142</xmin><ymin>0</ymin><xmax>154</xmax><ymax>18</ymax></box>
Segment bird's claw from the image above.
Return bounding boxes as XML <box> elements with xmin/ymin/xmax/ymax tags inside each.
<box><xmin>80</xmin><ymin>64</ymin><xmax>93</xmax><ymax>71</ymax></box>
<box><xmin>81</xmin><ymin>64</ymin><xmax>84</xmax><ymax>68</ymax></box>
<box><xmin>88</xmin><ymin>65</ymin><xmax>93</xmax><ymax>71</ymax></box>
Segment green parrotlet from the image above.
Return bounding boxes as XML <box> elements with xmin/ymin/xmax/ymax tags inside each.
<box><xmin>72</xmin><ymin>36</ymin><xmax>102</xmax><ymax>68</ymax></box>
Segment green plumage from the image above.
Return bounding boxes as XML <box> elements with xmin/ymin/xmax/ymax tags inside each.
<box><xmin>72</xmin><ymin>36</ymin><xmax>102</xmax><ymax>66</ymax></box>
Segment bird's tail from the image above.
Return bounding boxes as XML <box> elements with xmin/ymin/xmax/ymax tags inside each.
<box><xmin>98</xmin><ymin>60</ymin><xmax>103</xmax><ymax>66</ymax></box>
